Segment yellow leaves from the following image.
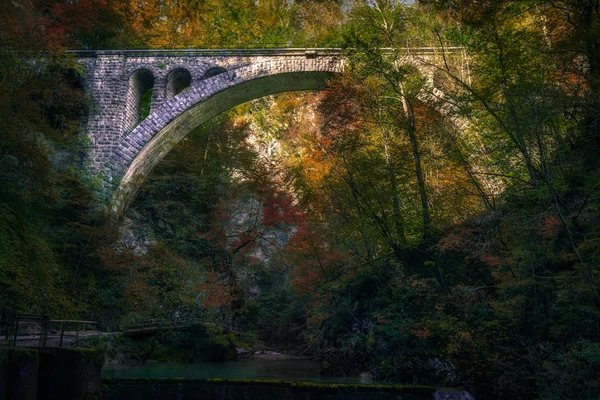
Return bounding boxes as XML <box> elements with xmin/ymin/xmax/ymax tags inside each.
<box><xmin>296</xmin><ymin>1</ymin><xmax>343</xmax><ymax>44</ymax></box>
<box><xmin>123</xmin><ymin>277</ymin><xmax>157</xmax><ymax>308</ymax></box>
<box><xmin>446</xmin><ymin>329</ymin><xmax>474</xmax><ymax>356</ymax></box>
<box><xmin>490</xmin><ymin>295</ymin><xmax>526</xmax><ymax>321</ymax></box>
<box><xmin>307</xmin><ymin>310</ymin><xmax>330</xmax><ymax>327</ymax></box>
<box><xmin>107</xmin><ymin>0</ymin><xmax>261</xmax><ymax>48</ymax></box>
<box><xmin>233</xmin><ymin>115</ymin><xmax>250</xmax><ymax>128</ymax></box>
<box><xmin>426</xmin><ymin>163</ymin><xmax>484</xmax><ymax>226</ymax></box>
<box><xmin>298</xmin><ymin>153</ymin><xmax>332</xmax><ymax>187</ymax></box>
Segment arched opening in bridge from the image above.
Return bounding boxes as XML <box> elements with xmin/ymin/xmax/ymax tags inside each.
<box><xmin>124</xmin><ymin>69</ymin><xmax>154</xmax><ymax>134</ymax></box>
<box><xmin>166</xmin><ymin>68</ymin><xmax>192</xmax><ymax>99</ymax></box>
<box><xmin>201</xmin><ymin>67</ymin><xmax>227</xmax><ymax>80</ymax></box>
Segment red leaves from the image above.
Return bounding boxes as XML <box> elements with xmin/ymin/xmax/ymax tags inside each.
<box><xmin>286</xmin><ymin>222</ymin><xmax>345</xmax><ymax>296</ymax></box>
<box><xmin>205</xmin><ymin>189</ymin><xmax>302</xmax><ymax>258</ymax></box>
<box><xmin>479</xmin><ymin>254</ymin><xmax>501</xmax><ymax>268</ymax></box>
<box><xmin>411</xmin><ymin>327</ymin><xmax>432</xmax><ymax>339</ymax></box>
<box><xmin>231</xmin><ymin>228</ymin><xmax>259</xmax><ymax>255</ymax></box>
<box><xmin>193</xmin><ymin>272</ymin><xmax>234</xmax><ymax>309</ymax></box>
<box><xmin>318</xmin><ymin>75</ymin><xmax>367</xmax><ymax>152</ymax></box>
<box><xmin>261</xmin><ymin>192</ymin><xmax>301</xmax><ymax>229</ymax></box>
<box><xmin>439</xmin><ymin>223</ymin><xmax>479</xmax><ymax>253</ymax></box>
<box><xmin>539</xmin><ymin>215</ymin><xmax>561</xmax><ymax>240</ymax></box>
<box><xmin>53</xmin><ymin>0</ymin><xmax>117</xmax><ymax>40</ymax></box>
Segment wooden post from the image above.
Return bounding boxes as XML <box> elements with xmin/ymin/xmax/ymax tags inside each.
<box><xmin>43</xmin><ymin>321</ymin><xmax>47</xmax><ymax>347</ymax></box>
<box><xmin>76</xmin><ymin>324</ymin><xmax>80</xmax><ymax>347</ymax></box>
<box><xmin>59</xmin><ymin>322</ymin><xmax>64</xmax><ymax>347</ymax></box>
<box><xmin>43</xmin><ymin>321</ymin><xmax>48</xmax><ymax>347</ymax></box>
<box><xmin>13</xmin><ymin>320</ymin><xmax>19</xmax><ymax>346</ymax></box>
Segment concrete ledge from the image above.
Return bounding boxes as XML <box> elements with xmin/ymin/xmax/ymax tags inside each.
<box><xmin>67</xmin><ymin>47</ymin><xmax>463</xmax><ymax>58</ymax></box>
<box><xmin>68</xmin><ymin>49</ymin><xmax>346</xmax><ymax>58</ymax></box>
<box><xmin>0</xmin><ymin>347</ymin><xmax>38</xmax><ymax>400</ymax></box>
<box><xmin>102</xmin><ymin>378</ymin><xmax>436</xmax><ymax>400</ymax></box>
<box><xmin>0</xmin><ymin>347</ymin><xmax>103</xmax><ymax>400</ymax></box>
<box><xmin>39</xmin><ymin>347</ymin><xmax>104</xmax><ymax>399</ymax></box>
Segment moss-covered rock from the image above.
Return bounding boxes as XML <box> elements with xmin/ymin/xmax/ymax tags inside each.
<box><xmin>204</xmin><ymin>333</ymin><xmax>237</xmax><ymax>362</ymax></box>
<box><xmin>78</xmin><ymin>347</ymin><xmax>106</xmax><ymax>367</ymax></box>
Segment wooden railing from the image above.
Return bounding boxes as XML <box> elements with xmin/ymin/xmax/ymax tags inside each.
<box><xmin>122</xmin><ymin>318</ymin><xmax>240</xmax><ymax>336</ymax></box>
<box><xmin>1</xmin><ymin>308</ymin><xmax>242</xmax><ymax>346</ymax></box>
<box><xmin>122</xmin><ymin>318</ymin><xmax>194</xmax><ymax>336</ymax></box>
<box><xmin>48</xmin><ymin>319</ymin><xmax>100</xmax><ymax>347</ymax></box>
<box><xmin>1</xmin><ymin>308</ymin><xmax>98</xmax><ymax>347</ymax></box>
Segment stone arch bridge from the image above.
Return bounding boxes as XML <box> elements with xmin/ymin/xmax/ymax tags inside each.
<box><xmin>75</xmin><ymin>48</ymin><xmax>463</xmax><ymax>214</ymax></box>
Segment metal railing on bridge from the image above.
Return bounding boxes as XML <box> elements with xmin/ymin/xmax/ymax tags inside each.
<box><xmin>0</xmin><ymin>308</ymin><xmax>99</xmax><ymax>348</ymax></box>
<box><xmin>1</xmin><ymin>308</ymin><xmax>243</xmax><ymax>346</ymax></box>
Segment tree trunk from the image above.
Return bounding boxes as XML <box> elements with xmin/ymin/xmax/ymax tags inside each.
<box><xmin>381</xmin><ymin>127</ymin><xmax>407</xmax><ymax>245</ymax></box>
<box><xmin>399</xmin><ymin>83</ymin><xmax>431</xmax><ymax>239</ymax></box>
<box><xmin>581</xmin><ymin>1</ymin><xmax>600</xmax><ymax>143</ymax></box>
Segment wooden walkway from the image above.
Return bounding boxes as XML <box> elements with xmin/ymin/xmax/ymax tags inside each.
<box><xmin>1</xmin><ymin>308</ymin><xmax>239</xmax><ymax>347</ymax></box>
<box><xmin>122</xmin><ymin>319</ymin><xmax>238</xmax><ymax>337</ymax></box>
<box><xmin>1</xmin><ymin>313</ymin><xmax>99</xmax><ymax>347</ymax></box>
<box><xmin>122</xmin><ymin>319</ymin><xmax>195</xmax><ymax>336</ymax></box>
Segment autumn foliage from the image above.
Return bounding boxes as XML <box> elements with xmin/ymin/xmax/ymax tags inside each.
<box><xmin>1</xmin><ymin>1</ymin><xmax>600</xmax><ymax>398</ymax></box>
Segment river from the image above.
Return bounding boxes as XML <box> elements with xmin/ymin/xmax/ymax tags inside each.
<box><xmin>102</xmin><ymin>355</ymin><xmax>473</xmax><ymax>399</ymax></box>
<box><xmin>103</xmin><ymin>354</ymin><xmax>370</xmax><ymax>384</ymax></box>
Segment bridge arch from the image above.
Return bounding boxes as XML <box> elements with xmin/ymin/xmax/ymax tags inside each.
<box><xmin>106</xmin><ymin>58</ymin><xmax>343</xmax><ymax>214</ymax></box>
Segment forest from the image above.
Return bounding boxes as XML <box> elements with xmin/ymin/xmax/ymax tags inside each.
<box><xmin>1</xmin><ymin>0</ymin><xmax>599</xmax><ymax>398</ymax></box>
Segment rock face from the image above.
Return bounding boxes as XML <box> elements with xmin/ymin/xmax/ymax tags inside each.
<box><xmin>359</xmin><ymin>371</ymin><xmax>374</xmax><ymax>384</ymax></box>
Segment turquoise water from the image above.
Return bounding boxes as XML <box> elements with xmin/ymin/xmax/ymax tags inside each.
<box><xmin>103</xmin><ymin>357</ymin><xmax>367</xmax><ymax>384</ymax></box>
